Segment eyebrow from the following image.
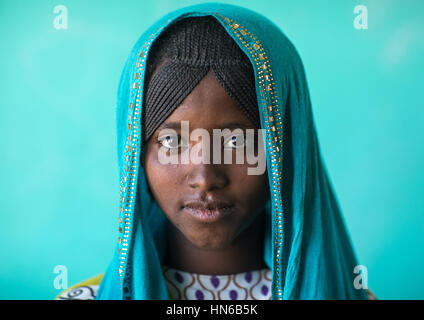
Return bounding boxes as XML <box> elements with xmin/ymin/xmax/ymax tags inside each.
<box><xmin>155</xmin><ymin>121</ymin><xmax>255</xmax><ymax>133</ymax></box>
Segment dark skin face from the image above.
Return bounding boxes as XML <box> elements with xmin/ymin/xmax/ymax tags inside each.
<box><xmin>143</xmin><ymin>70</ymin><xmax>270</xmax><ymax>275</ymax></box>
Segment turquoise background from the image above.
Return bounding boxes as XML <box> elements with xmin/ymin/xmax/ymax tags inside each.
<box><xmin>0</xmin><ymin>0</ymin><xmax>423</xmax><ymax>299</ymax></box>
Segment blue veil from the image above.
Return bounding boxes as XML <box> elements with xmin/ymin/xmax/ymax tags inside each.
<box><xmin>96</xmin><ymin>2</ymin><xmax>368</xmax><ymax>300</ymax></box>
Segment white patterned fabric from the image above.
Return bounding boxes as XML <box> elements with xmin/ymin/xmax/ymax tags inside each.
<box><xmin>56</xmin><ymin>285</ymin><xmax>99</xmax><ymax>300</ymax></box>
<box><xmin>162</xmin><ymin>265</ymin><xmax>272</xmax><ymax>300</ymax></box>
<box><xmin>55</xmin><ymin>271</ymin><xmax>378</xmax><ymax>300</ymax></box>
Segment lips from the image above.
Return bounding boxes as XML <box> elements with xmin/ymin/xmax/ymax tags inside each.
<box><xmin>182</xmin><ymin>200</ymin><xmax>234</xmax><ymax>223</ymax></box>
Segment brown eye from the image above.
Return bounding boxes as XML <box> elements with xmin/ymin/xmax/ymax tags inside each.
<box><xmin>223</xmin><ymin>134</ymin><xmax>246</xmax><ymax>149</ymax></box>
<box><xmin>158</xmin><ymin>134</ymin><xmax>180</xmax><ymax>149</ymax></box>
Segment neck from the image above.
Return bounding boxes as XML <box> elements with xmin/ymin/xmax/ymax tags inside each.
<box><xmin>163</xmin><ymin>212</ymin><xmax>267</xmax><ymax>275</ymax></box>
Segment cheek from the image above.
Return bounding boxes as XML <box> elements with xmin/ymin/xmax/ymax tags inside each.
<box><xmin>230</xmin><ymin>165</ymin><xmax>269</xmax><ymax>208</ymax></box>
<box><xmin>144</xmin><ymin>148</ymin><xmax>185</xmax><ymax>210</ymax></box>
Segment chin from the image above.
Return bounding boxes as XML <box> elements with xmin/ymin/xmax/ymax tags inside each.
<box><xmin>187</xmin><ymin>231</ymin><xmax>233</xmax><ymax>250</ymax></box>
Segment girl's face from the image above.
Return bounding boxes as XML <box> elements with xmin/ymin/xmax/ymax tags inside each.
<box><xmin>143</xmin><ymin>70</ymin><xmax>269</xmax><ymax>250</ymax></box>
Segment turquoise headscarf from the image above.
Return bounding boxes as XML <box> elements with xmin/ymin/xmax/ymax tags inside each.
<box><xmin>96</xmin><ymin>2</ymin><xmax>368</xmax><ymax>300</ymax></box>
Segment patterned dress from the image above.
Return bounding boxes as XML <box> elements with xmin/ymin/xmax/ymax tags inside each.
<box><xmin>162</xmin><ymin>265</ymin><xmax>272</xmax><ymax>300</ymax></box>
<box><xmin>55</xmin><ymin>268</ymin><xmax>377</xmax><ymax>300</ymax></box>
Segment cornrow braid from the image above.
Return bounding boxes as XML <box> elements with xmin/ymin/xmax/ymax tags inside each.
<box><xmin>141</xmin><ymin>16</ymin><xmax>260</xmax><ymax>146</ymax></box>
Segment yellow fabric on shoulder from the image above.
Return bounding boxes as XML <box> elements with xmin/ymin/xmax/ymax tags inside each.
<box><xmin>55</xmin><ymin>273</ymin><xmax>104</xmax><ymax>300</ymax></box>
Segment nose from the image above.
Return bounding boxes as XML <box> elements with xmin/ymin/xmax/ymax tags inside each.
<box><xmin>187</xmin><ymin>163</ymin><xmax>229</xmax><ymax>192</ymax></box>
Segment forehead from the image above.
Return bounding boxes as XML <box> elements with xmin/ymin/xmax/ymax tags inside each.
<box><xmin>164</xmin><ymin>70</ymin><xmax>254</xmax><ymax>129</ymax></box>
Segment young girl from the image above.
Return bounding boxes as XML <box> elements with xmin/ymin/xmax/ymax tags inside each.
<box><xmin>56</xmin><ymin>3</ymin><xmax>374</xmax><ymax>300</ymax></box>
